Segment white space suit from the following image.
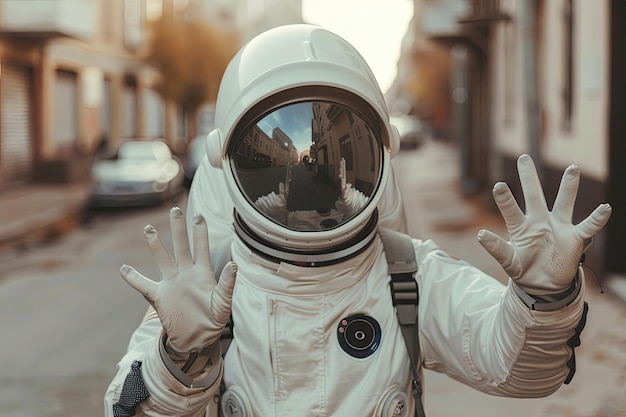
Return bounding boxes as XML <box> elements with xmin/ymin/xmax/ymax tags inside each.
<box><xmin>105</xmin><ymin>24</ymin><xmax>612</xmax><ymax>417</ymax></box>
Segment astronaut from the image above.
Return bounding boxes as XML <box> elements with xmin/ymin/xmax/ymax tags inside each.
<box><xmin>105</xmin><ymin>24</ymin><xmax>612</xmax><ymax>417</ymax></box>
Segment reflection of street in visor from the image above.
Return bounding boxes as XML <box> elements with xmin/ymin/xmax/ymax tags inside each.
<box><xmin>231</xmin><ymin>100</ymin><xmax>382</xmax><ymax>231</ymax></box>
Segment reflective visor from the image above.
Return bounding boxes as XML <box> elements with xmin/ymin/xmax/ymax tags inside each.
<box><xmin>229</xmin><ymin>99</ymin><xmax>384</xmax><ymax>232</ymax></box>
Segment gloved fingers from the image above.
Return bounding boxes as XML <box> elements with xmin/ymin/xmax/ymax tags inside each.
<box><xmin>120</xmin><ymin>264</ymin><xmax>158</xmax><ymax>302</ymax></box>
<box><xmin>575</xmin><ymin>203</ymin><xmax>612</xmax><ymax>240</ymax></box>
<box><xmin>212</xmin><ymin>261</ymin><xmax>238</xmax><ymax>324</ymax></box>
<box><xmin>517</xmin><ymin>154</ymin><xmax>549</xmax><ymax>215</ymax></box>
<box><xmin>279</xmin><ymin>182</ymin><xmax>285</xmax><ymax>197</ymax></box>
<box><xmin>492</xmin><ymin>182</ymin><xmax>525</xmax><ymax>228</ymax></box>
<box><xmin>284</xmin><ymin>167</ymin><xmax>291</xmax><ymax>195</ymax></box>
<box><xmin>477</xmin><ymin>229</ymin><xmax>521</xmax><ymax>278</ymax></box>
<box><xmin>143</xmin><ymin>225</ymin><xmax>176</xmax><ymax>279</ymax></box>
<box><xmin>340</xmin><ymin>158</ymin><xmax>346</xmax><ymax>189</ymax></box>
<box><xmin>170</xmin><ymin>207</ymin><xmax>192</xmax><ymax>268</ymax></box>
<box><xmin>191</xmin><ymin>212</ymin><xmax>212</xmax><ymax>268</ymax></box>
<box><xmin>552</xmin><ymin>164</ymin><xmax>580</xmax><ymax>222</ymax></box>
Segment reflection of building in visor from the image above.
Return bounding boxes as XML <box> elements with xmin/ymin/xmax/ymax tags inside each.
<box><xmin>230</xmin><ymin>100</ymin><xmax>382</xmax><ymax>231</ymax></box>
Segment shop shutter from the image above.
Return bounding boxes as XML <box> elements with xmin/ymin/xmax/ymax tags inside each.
<box><xmin>1</xmin><ymin>64</ymin><xmax>33</xmax><ymax>185</ymax></box>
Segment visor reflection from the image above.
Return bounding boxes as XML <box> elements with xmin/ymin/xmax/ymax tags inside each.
<box><xmin>232</xmin><ymin>101</ymin><xmax>382</xmax><ymax>231</ymax></box>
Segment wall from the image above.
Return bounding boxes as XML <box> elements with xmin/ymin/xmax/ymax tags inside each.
<box><xmin>490</xmin><ymin>0</ymin><xmax>609</xmax><ymax>180</ymax></box>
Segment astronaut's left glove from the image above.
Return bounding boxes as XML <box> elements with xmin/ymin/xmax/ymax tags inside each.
<box><xmin>477</xmin><ymin>154</ymin><xmax>612</xmax><ymax>296</ymax></box>
<box><xmin>255</xmin><ymin>182</ymin><xmax>289</xmax><ymax>223</ymax></box>
<box><xmin>335</xmin><ymin>157</ymin><xmax>369</xmax><ymax>218</ymax></box>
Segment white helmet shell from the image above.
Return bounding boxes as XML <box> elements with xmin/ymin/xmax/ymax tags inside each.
<box><xmin>207</xmin><ymin>24</ymin><xmax>399</xmax><ymax>254</ymax></box>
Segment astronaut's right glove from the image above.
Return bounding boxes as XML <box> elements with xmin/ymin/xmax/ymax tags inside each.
<box><xmin>477</xmin><ymin>154</ymin><xmax>612</xmax><ymax>298</ymax></box>
<box><xmin>335</xmin><ymin>157</ymin><xmax>369</xmax><ymax>218</ymax></box>
<box><xmin>120</xmin><ymin>207</ymin><xmax>237</xmax><ymax>353</ymax></box>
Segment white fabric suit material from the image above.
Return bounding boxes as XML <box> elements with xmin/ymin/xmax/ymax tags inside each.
<box><xmin>105</xmin><ymin>232</ymin><xmax>587</xmax><ymax>416</ymax></box>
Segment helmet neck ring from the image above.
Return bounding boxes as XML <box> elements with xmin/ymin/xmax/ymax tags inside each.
<box><xmin>233</xmin><ymin>209</ymin><xmax>379</xmax><ymax>267</ymax></box>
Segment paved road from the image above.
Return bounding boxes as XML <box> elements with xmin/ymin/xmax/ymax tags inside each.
<box><xmin>0</xmin><ymin>192</ymin><xmax>188</xmax><ymax>417</ymax></box>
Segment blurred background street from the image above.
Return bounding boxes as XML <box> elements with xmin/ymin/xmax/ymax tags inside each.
<box><xmin>0</xmin><ymin>0</ymin><xmax>625</xmax><ymax>416</ymax></box>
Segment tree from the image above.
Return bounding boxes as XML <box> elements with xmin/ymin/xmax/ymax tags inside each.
<box><xmin>406</xmin><ymin>40</ymin><xmax>451</xmax><ymax>132</ymax></box>
<box><xmin>144</xmin><ymin>9</ymin><xmax>239</xmax><ymax>138</ymax></box>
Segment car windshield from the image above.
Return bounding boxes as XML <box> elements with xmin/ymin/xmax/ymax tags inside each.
<box><xmin>119</xmin><ymin>141</ymin><xmax>171</xmax><ymax>162</ymax></box>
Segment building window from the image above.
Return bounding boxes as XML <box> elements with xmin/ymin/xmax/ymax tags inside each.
<box><xmin>124</xmin><ymin>0</ymin><xmax>144</xmax><ymax>51</ymax></box>
<box><xmin>338</xmin><ymin>134</ymin><xmax>353</xmax><ymax>170</ymax></box>
<box><xmin>562</xmin><ymin>0</ymin><xmax>574</xmax><ymax>130</ymax></box>
<box><xmin>102</xmin><ymin>0</ymin><xmax>114</xmax><ymax>41</ymax></box>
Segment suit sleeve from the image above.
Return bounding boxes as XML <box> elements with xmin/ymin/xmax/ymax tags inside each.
<box><xmin>414</xmin><ymin>239</ymin><xmax>586</xmax><ymax>397</ymax></box>
<box><xmin>104</xmin><ymin>308</ymin><xmax>222</xmax><ymax>417</ymax></box>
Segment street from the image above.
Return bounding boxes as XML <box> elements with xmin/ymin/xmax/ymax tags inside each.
<box><xmin>0</xmin><ymin>142</ymin><xmax>624</xmax><ymax>417</ymax></box>
<box><xmin>0</xmin><ymin>192</ymin><xmax>189</xmax><ymax>417</ymax></box>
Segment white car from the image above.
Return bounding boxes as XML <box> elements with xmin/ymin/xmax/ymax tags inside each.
<box><xmin>89</xmin><ymin>139</ymin><xmax>184</xmax><ymax>208</ymax></box>
<box><xmin>390</xmin><ymin>115</ymin><xmax>429</xmax><ymax>150</ymax></box>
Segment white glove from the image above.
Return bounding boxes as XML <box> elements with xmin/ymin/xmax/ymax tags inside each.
<box><xmin>477</xmin><ymin>154</ymin><xmax>612</xmax><ymax>294</ymax></box>
<box><xmin>120</xmin><ymin>207</ymin><xmax>237</xmax><ymax>352</ymax></box>
<box><xmin>255</xmin><ymin>182</ymin><xmax>289</xmax><ymax>222</ymax></box>
<box><xmin>335</xmin><ymin>157</ymin><xmax>369</xmax><ymax>218</ymax></box>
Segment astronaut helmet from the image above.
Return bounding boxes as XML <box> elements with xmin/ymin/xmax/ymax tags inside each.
<box><xmin>205</xmin><ymin>24</ymin><xmax>401</xmax><ymax>265</ymax></box>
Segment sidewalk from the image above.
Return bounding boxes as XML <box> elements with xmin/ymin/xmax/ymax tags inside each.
<box><xmin>0</xmin><ymin>181</ymin><xmax>92</xmax><ymax>252</ymax></box>
<box><xmin>393</xmin><ymin>140</ymin><xmax>626</xmax><ymax>417</ymax></box>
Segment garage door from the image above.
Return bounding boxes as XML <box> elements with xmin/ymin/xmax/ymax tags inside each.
<box><xmin>1</xmin><ymin>64</ymin><xmax>34</xmax><ymax>186</ymax></box>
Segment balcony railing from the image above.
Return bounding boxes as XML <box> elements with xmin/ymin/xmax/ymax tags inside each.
<box><xmin>0</xmin><ymin>0</ymin><xmax>97</xmax><ymax>39</ymax></box>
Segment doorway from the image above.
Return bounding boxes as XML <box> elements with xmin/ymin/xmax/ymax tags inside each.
<box><xmin>607</xmin><ymin>0</ymin><xmax>626</xmax><ymax>273</ymax></box>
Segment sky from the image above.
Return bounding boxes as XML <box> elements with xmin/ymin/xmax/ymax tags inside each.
<box><xmin>301</xmin><ymin>0</ymin><xmax>414</xmax><ymax>94</ymax></box>
<box><xmin>257</xmin><ymin>102</ymin><xmax>313</xmax><ymax>153</ymax></box>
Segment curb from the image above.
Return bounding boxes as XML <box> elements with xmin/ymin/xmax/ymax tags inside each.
<box><xmin>0</xmin><ymin>184</ymin><xmax>91</xmax><ymax>252</ymax></box>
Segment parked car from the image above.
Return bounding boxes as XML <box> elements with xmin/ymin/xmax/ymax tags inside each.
<box><xmin>390</xmin><ymin>115</ymin><xmax>429</xmax><ymax>150</ymax></box>
<box><xmin>89</xmin><ymin>139</ymin><xmax>184</xmax><ymax>208</ymax></box>
<box><xmin>184</xmin><ymin>134</ymin><xmax>207</xmax><ymax>186</ymax></box>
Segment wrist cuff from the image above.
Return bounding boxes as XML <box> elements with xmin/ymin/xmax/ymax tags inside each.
<box><xmin>512</xmin><ymin>270</ymin><xmax>582</xmax><ymax>311</ymax></box>
<box><xmin>158</xmin><ymin>332</ymin><xmax>222</xmax><ymax>389</ymax></box>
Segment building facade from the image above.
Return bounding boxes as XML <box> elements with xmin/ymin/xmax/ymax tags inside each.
<box><xmin>416</xmin><ymin>0</ymin><xmax>626</xmax><ymax>282</ymax></box>
<box><xmin>0</xmin><ymin>0</ymin><xmax>172</xmax><ymax>188</ymax></box>
<box><xmin>0</xmin><ymin>0</ymin><xmax>304</xmax><ymax>190</ymax></box>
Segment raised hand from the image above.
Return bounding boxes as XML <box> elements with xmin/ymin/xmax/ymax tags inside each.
<box><xmin>477</xmin><ymin>154</ymin><xmax>612</xmax><ymax>294</ymax></box>
<box><xmin>339</xmin><ymin>157</ymin><xmax>348</xmax><ymax>195</ymax></box>
<box><xmin>120</xmin><ymin>207</ymin><xmax>237</xmax><ymax>352</ymax></box>
<box><xmin>255</xmin><ymin>182</ymin><xmax>289</xmax><ymax>224</ymax></box>
<box><xmin>335</xmin><ymin>157</ymin><xmax>369</xmax><ymax>218</ymax></box>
